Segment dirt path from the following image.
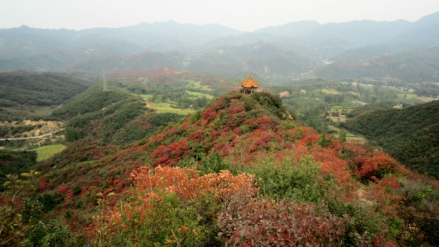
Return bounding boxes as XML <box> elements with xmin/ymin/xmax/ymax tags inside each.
<box><xmin>0</xmin><ymin>129</ymin><xmax>63</xmax><ymax>141</ymax></box>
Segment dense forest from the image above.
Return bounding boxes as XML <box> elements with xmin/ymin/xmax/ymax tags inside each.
<box><xmin>343</xmin><ymin>100</ymin><xmax>439</xmax><ymax>178</ymax></box>
<box><xmin>0</xmin><ymin>71</ymin><xmax>89</xmax><ymax>106</ymax></box>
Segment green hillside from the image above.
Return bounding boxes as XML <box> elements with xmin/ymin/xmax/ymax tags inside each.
<box><xmin>53</xmin><ymin>83</ymin><xmax>183</xmax><ymax>144</ymax></box>
<box><xmin>343</xmin><ymin>100</ymin><xmax>439</xmax><ymax>178</ymax></box>
<box><xmin>0</xmin><ymin>71</ymin><xmax>89</xmax><ymax>106</ymax></box>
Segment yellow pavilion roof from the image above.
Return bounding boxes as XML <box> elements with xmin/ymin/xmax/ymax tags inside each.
<box><xmin>239</xmin><ymin>75</ymin><xmax>260</xmax><ymax>88</ymax></box>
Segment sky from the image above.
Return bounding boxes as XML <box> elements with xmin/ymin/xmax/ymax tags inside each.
<box><xmin>1</xmin><ymin>0</ymin><xmax>439</xmax><ymax>31</ymax></box>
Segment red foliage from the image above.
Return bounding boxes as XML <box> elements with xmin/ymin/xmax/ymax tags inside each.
<box><xmin>302</xmin><ymin>134</ymin><xmax>319</xmax><ymax>144</ymax></box>
<box><xmin>190</xmin><ymin>132</ymin><xmax>204</xmax><ymax>142</ymax></box>
<box><xmin>58</xmin><ymin>186</ymin><xmax>71</xmax><ymax>195</ymax></box>
<box><xmin>244</xmin><ymin>116</ymin><xmax>273</xmax><ymax>131</ymax></box>
<box><xmin>88</xmin><ymin>167</ymin><xmax>258</xmax><ymax>237</ymax></box>
<box><xmin>217</xmin><ymin>199</ymin><xmax>346</xmax><ymax>246</ymax></box>
<box><xmin>150</xmin><ymin>138</ymin><xmax>189</xmax><ymax>167</ymax></box>
<box><xmin>379</xmin><ymin>177</ymin><xmax>401</xmax><ymax>190</ymax></box>
<box><xmin>357</xmin><ymin>152</ymin><xmax>400</xmax><ymax>179</ymax></box>
<box><xmin>37</xmin><ymin>177</ymin><xmax>49</xmax><ymax>191</ymax></box>
<box><xmin>201</xmin><ymin>106</ymin><xmax>218</xmax><ymax>124</ymax></box>
<box><xmin>226</xmin><ymin>99</ymin><xmax>246</xmax><ymax>115</ymax></box>
<box><xmin>312</xmin><ymin>147</ymin><xmax>351</xmax><ymax>184</ymax></box>
<box><xmin>250</xmin><ymin>132</ymin><xmax>276</xmax><ymax>152</ymax></box>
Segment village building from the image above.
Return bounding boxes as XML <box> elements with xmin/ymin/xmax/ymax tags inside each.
<box><xmin>279</xmin><ymin>91</ymin><xmax>290</xmax><ymax>97</ymax></box>
<box><xmin>239</xmin><ymin>75</ymin><xmax>260</xmax><ymax>94</ymax></box>
<box><xmin>393</xmin><ymin>104</ymin><xmax>403</xmax><ymax>109</ymax></box>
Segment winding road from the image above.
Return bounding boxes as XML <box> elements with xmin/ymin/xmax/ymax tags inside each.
<box><xmin>0</xmin><ymin>129</ymin><xmax>63</xmax><ymax>141</ymax></box>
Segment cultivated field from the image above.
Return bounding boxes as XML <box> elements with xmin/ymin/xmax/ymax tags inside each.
<box><xmin>29</xmin><ymin>144</ymin><xmax>66</xmax><ymax>161</ymax></box>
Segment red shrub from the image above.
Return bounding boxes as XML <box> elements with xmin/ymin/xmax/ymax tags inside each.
<box><xmin>357</xmin><ymin>152</ymin><xmax>400</xmax><ymax>179</ymax></box>
<box><xmin>58</xmin><ymin>185</ymin><xmax>71</xmax><ymax>195</ymax></box>
<box><xmin>217</xmin><ymin>199</ymin><xmax>346</xmax><ymax>246</ymax></box>
<box><xmin>37</xmin><ymin>177</ymin><xmax>49</xmax><ymax>191</ymax></box>
<box><xmin>202</xmin><ymin>106</ymin><xmax>218</xmax><ymax>123</ymax></box>
<box><xmin>250</xmin><ymin>133</ymin><xmax>275</xmax><ymax>152</ymax></box>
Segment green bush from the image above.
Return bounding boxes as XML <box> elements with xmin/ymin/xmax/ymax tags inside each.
<box><xmin>248</xmin><ymin>155</ymin><xmax>331</xmax><ymax>203</ymax></box>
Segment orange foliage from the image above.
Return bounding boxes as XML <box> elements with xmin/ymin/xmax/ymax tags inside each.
<box><xmin>312</xmin><ymin>146</ymin><xmax>351</xmax><ymax>184</ymax></box>
<box><xmin>90</xmin><ymin>166</ymin><xmax>258</xmax><ymax>235</ymax></box>
<box><xmin>358</xmin><ymin>151</ymin><xmax>400</xmax><ymax>179</ymax></box>
<box><xmin>131</xmin><ymin>166</ymin><xmax>257</xmax><ymax>200</ymax></box>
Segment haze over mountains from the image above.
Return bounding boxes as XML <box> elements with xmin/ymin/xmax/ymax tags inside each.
<box><xmin>1</xmin><ymin>12</ymin><xmax>439</xmax><ymax>81</ymax></box>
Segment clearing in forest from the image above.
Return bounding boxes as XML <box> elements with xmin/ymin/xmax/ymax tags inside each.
<box><xmin>29</xmin><ymin>144</ymin><xmax>67</xmax><ymax>161</ymax></box>
<box><xmin>321</xmin><ymin>89</ymin><xmax>341</xmax><ymax>95</ymax></box>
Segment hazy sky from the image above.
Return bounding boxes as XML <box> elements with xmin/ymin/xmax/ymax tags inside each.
<box><xmin>1</xmin><ymin>0</ymin><xmax>439</xmax><ymax>31</ymax></box>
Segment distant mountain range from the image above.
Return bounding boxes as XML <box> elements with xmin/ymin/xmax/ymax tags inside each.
<box><xmin>1</xmin><ymin>12</ymin><xmax>439</xmax><ymax>81</ymax></box>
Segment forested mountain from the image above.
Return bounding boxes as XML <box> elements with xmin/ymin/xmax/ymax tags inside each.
<box><xmin>343</xmin><ymin>100</ymin><xmax>439</xmax><ymax>178</ymax></box>
<box><xmin>63</xmin><ymin>42</ymin><xmax>316</xmax><ymax>79</ymax></box>
<box><xmin>0</xmin><ymin>71</ymin><xmax>89</xmax><ymax>106</ymax></box>
<box><xmin>1</xmin><ymin>12</ymin><xmax>439</xmax><ymax>82</ymax></box>
<box><xmin>315</xmin><ymin>48</ymin><xmax>439</xmax><ymax>82</ymax></box>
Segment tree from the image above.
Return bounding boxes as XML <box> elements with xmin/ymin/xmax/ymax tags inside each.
<box><xmin>339</xmin><ymin>129</ymin><xmax>347</xmax><ymax>143</ymax></box>
<box><xmin>64</xmin><ymin>127</ymin><xmax>80</xmax><ymax>142</ymax></box>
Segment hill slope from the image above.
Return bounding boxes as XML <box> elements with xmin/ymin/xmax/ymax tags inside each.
<box><xmin>343</xmin><ymin>100</ymin><xmax>439</xmax><ymax>178</ymax></box>
<box><xmin>0</xmin><ymin>71</ymin><xmax>89</xmax><ymax>106</ymax></box>
<box><xmin>52</xmin><ymin>82</ymin><xmax>183</xmax><ymax>145</ymax></box>
<box><xmin>13</xmin><ymin>91</ymin><xmax>435</xmax><ymax>246</ymax></box>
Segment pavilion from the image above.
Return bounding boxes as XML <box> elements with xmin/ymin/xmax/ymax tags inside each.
<box><xmin>239</xmin><ymin>75</ymin><xmax>260</xmax><ymax>94</ymax></box>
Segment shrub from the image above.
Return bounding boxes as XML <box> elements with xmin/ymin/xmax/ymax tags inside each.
<box><xmin>217</xmin><ymin>198</ymin><xmax>346</xmax><ymax>246</ymax></box>
<box><xmin>249</xmin><ymin>155</ymin><xmax>330</xmax><ymax>203</ymax></box>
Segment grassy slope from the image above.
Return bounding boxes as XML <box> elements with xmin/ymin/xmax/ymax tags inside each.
<box><xmin>29</xmin><ymin>144</ymin><xmax>67</xmax><ymax>161</ymax></box>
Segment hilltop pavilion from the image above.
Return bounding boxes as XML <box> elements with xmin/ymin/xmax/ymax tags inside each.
<box><xmin>239</xmin><ymin>75</ymin><xmax>260</xmax><ymax>94</ymax></box>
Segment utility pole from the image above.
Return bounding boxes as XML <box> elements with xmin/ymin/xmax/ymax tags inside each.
<box><xmin>103</xmin><ymin>71</ymin><xmax>108</xmax><ymax>92</ymax></box>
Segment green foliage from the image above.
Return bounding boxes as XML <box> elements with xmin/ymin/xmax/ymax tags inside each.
<box><xmin>190</xmin><ymin>110</ymin><xmax>202</xmax><ymax>123</ymax></box>
<box><xmin>148</xmin><ymin>113</ymin><xmax>184</xmax><ymax>127</ymax></box>
<box><xmin>0</xmin><ymin>149</ymin><xmax>37</xmax><ymax>191</ymax></box>
<box><xmin>52</xmin><ymin>83</ymin><xmax>131</xmax><ymax>118</ymax></box>
<box><xmin>344</xmin><ymin>100</ymin><xmax>439</xmax><ymax>178</ymax></box>
<box><xmin>64</xmin><ymin>126</ymin><xmax>80</xmax><ymax>142</ymax></box>
<box><xmin>339</xmin><ymin>129</ymin><xmax>347</xmax><ymax>142</ymax></box>
<box><xmin>94</xmin><ymin>192</ymin><xmax>222</xmax><ymax>246</ymax></box>
<box><xmin>199</xmin><ymin>151</ymin><xmax>235</xmax><ymax>175</ymax></box>
<box><xmin>37</xmin><ymin>193</ymin><xmax>63</xmax><ymax>212</ymax></box>
<box><xmin>249</xmin><ymin>155</ymin><xmax>330</xmax><ymax>203</ymax></box>
<box><xmin>327</xmin><ymin>198</ymin><xmax>402</xmax><ymax>246</ymax></box>
<box><xmin>0</xmin><ymin>170</ymin><xmax>39</xmax><ymax>246</ymax></box>
<box><xmin>318</xmin><ymin>133</ymin><xmax>333</xmax><ymax>148</ymax></box>
<box><xmin>25</xmin><ymin>221</ymin><xmax>81</xmax><ymax>247</ymax></box>
<box><xmin>53</xmin><ymin>82</ymin><xmax>178</xmax><ymax>144</ymax></box>
<box><xmin>0</xmin><ymin>71</ymin><xmax>89</xmax><ymax>107</ymax></box>
<box><xmin>1</xmin><ymin>170</ymin><xmax>82</xmax><ymax>246</ymax></box>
